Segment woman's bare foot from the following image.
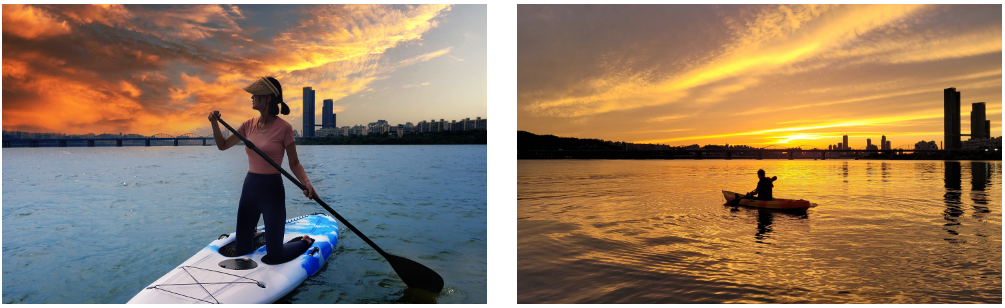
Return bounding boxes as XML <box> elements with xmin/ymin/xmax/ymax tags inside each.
<box><xmin>255</xmin><ymin>231</ymin><xmax>265</xmax><ymax>238</ymax></box>
<box><xmin>301</xmin><ymin>235</ymin><xmax>315</xmax><ymax>245</ymax></box>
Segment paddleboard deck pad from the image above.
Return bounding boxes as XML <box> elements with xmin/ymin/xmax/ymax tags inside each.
<box><xmin>128</xmin><ymin>213</ymin><xmax>339</xmax><ymax>304</ymax></box>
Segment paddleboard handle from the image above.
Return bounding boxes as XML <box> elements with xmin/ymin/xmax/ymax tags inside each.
<box><xmin>218</xmin><ymin>234</ymin><xmax>230</xmax><ymax>240</ymax></box>
<box><xmin>257</xmin><ymin>282</ymin><xmax>266</xmax><ymax>288</ymax></box>
<box><xmin>308</xmin><ymin>247</ymin><xmax>320</xmax><ymax>257</ymax></box>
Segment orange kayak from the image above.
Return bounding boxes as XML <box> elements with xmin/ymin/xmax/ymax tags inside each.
<box><xmin>721</xmin><ymin>190</ymin><xmax>815</xmax><ymax>210</ymax></box>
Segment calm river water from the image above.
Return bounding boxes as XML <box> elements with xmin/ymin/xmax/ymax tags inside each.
<box><xmin>518</xmin><ymin>159</ymin><xmax>1001</xmax><ymax>304</ymax></box>
<box><xmin>3</xmin><ymin>145</ymin><xmax>486</xmax><ymax>304</ymax></box>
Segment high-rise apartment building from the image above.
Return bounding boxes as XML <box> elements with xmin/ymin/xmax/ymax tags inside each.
<box><xmin>987</xmin><ymin>120</ymin><xmax>991</xmax><ymax>139</ymax></box>
<box><xmin>843</xmin><ymin>135</ymin><xmax>849</xmax><ymax>150</ymax></box>
<box><xmin>303</xmin><ymin>87</ymin><xmax>316</xmax><ymax>137</ymax></box>
<box><xmin>944</xmin><ymin>87</ymin><xmax>961</xmax><ymax>150</ymax></box>
<box><xmin>322</xmin><ymin>99</ymin><xmax>336</xmax><ymax>129</ymax></box>
<box><xmin>971</xmin><ymin>102</ymin><xmax>986</xmax><ymax>140</ymax></box>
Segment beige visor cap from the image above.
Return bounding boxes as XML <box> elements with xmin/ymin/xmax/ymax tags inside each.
<box><xmin>243</xmin><ymin>77</ymin><xmax>280</xmax><ymax>96</ymax></box>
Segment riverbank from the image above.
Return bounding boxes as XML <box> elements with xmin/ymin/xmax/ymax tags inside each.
<box><xmin>298</xmin><ymin>130</ymin><xmax>486</xmax><ymax>145</ymax></box>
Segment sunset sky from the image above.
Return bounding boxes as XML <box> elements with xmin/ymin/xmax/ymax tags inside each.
<box><xmin>518</xmin><ymin>4</ymin><xmax>1002</xmax><ymax>149</ymax></box>
<box><xmin>3</xmin><ymin>4</ymin><xmax>486</xmax><ymax>136</ymax></box>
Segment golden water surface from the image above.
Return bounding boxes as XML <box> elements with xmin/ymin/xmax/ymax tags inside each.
<box><xmin>518</xmin><ymin>160</ymin><xmax>1001</xmax><ymax>303</ymax></box>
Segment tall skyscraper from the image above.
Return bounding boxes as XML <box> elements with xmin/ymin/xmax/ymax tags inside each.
<box><xmin>843</xmin><ymin>134</ymin><xmax>849</xmax><ymax>150</ymax></box>
<box><xmin>944</xmin><ymin>87</ymin><xmax>961</xmax><ymax>150</ymax></box>
<box><xmin>322</xmin><ymin>99</ymin><xmax>334</xmax><ymax>129</ymax></box>
<box><xmin>986</xmin><ymin>120</ymin><xmax>991</xmax><ymax>139</ymax></box>
<box><xmin>881</xmin><ymin>135</ymin><xmax>887</xmax><ymax>150</ymax></box>
<box><xmin>971</xmin><ymin>102</ymin><xmax>986</xmax><ymax>139</ymax></box>
<box><xmin>303</xmin><ymin>87</ymin><xmax>316</xmax><ymax>137</ymax></box>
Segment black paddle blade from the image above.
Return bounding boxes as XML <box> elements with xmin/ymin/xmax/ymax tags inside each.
<box><xmin>386</xmin><ymin>254</ymin><xmax>444</xmax><ymax>294</ymax></box>
<box><xmin>730</xmin><ymin>193</ymin><xmax>742</xmax><ymax>206</ymax></box>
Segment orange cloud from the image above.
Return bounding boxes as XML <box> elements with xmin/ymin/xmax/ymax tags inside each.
<box><xmin>2</xmin><ymin>4</ymin><xmax>71</xmax><ymax>39</ymax></box>
<box><xmin>144</xmin><ymin>4</ymin><xmax>245</xmax><ymax>41</ymax></box>
<box><xmin>2</xmin><ymin>73</ymin><xmax>163</xmax><ymax>135</ymax></box>
<box><xmin>397</xmin><ymin>47</ymin><xmax>453</xmax><ymax>68</ymax></box>
<box><xmin>56</xmin><ymin>4</ymin><xmax>131</xmax><ymax>27</ymax></box>
<box><xmin>522</xmin><ymin>5</ymin><xmax>934</xmax><ymax>118</ymax></box>
<box><xmin>266</xmin><ymin>5</ymin><xmax>451</xmax><ymax>74</ymax></box>
<box><xmin>2</xmin><ymin>59</ymin><xmax>31</xmax><ymax>79</ymax></box>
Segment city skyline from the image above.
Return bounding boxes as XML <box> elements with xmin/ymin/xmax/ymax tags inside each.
<box><xmin>2</xmin><ymin>113</ymin><xmax>486</xmax><ymax>139</ymax></box>
<box><xmin>2</xmin><ymin>4</ymin><xmax>487</xmax><ymax>137</ymax></box>
<box><xmin>517</xmin><ymin>4</ymin><xmax>1002</xmax><ymax>149</ymax></box>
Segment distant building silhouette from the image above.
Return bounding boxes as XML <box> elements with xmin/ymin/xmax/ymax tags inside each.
<box><xmin>971</xmin><ymin>102</ymin><xmax>986</xmax><ymax>140</ymax></box>
<box><xmin>963</xmin><ymin>136</ymin><xmax>1002</xmax><ymax>151</ymax></box>
<box><xmin>322</xmin><ymin>99</ymin><xmax>336</xmax><ymax>129</ymax></box>
<box><xmin>945</xmin><ymin>87</ymin><xmax>961</xmax><ymax>150</ymax></box>
<box><xmin>368</xmin><ymin>120</ymin><xmax>390</xmax><ymax>134</ymax></box>
<box><xmin>303</xmin><ymin>86</ymin><xmax>316</xmax><ymax>137</ymax></box>
<box><xmin>915</xmin><ymin>140</ymin><xmax>938</xmax><ymax>151</ymax></box>
<box><xmin>986</xmin><ymin>120</ymin><xmax>991</xmax><ymax>139</ymax></box>
<box><xmin>843</xmin><ymin>134</ymin><xmax>849</xmax><ymax>150</ymax></box>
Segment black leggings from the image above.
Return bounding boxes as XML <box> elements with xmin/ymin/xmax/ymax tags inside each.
<box><xmin>235</xmin><ymin>173</ymin><xmax>309</xmax><ymax>263</ymax></box>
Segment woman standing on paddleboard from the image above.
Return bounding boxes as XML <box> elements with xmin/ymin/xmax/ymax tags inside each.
<box><xmin>207</xmin><ymin>76</ymin><xmax>318</xmax><ymax>263</ymax></box>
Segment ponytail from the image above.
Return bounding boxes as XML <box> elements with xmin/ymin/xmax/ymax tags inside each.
<box><xmin>266</xmin><ymin>96</ymin><xmax>290</xmax><ymax>116</ymax></box>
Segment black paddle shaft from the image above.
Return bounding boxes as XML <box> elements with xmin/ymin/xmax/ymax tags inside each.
<box><xmin>215</xmin><ymin>117</ymin><xmax>444</xmax><ymax>294</ymax></box>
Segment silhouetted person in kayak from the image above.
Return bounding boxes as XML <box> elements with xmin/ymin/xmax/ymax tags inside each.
<box><xmin>732</xmin><ymin>169</ymin><xmax>777</xmax><ymax>204</ymax></box>
<box><xmin>750</xmin><ymin>169</ymin><xmax>776</xmax><ymax>200</ymax></box>
<box><xmin>208</xmin><ymin>76</ymin><xmax>317</xmax><ymax>264</ymax></box>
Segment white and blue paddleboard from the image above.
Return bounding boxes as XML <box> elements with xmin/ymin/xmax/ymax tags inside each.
<box><xmin>128</xmin><ymin>213</ymin><xmax>339</xmax><ymax>304</ymax></box>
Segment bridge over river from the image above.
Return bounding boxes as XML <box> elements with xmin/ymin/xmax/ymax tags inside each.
<box><xmin>2</xmin><ymin>134</ymin><xmax>217</xmax><ymax>148</ymax></box>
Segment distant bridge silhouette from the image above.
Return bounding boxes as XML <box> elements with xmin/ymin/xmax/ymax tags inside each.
<box><xmin>3</xmin><ymin>135</ymin><xmax>218</xmax><ymax>148</ymax></box>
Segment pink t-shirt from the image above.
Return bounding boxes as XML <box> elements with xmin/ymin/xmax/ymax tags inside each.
<box><xmin>238</xmin><ymin>117</ymin><xmax>296</xmax><ymax>174</ymax></box>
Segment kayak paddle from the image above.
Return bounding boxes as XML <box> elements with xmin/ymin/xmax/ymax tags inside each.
<box><xmin>216</xmin><ymin>117</ymin><xmax>445</xmax><ymax>294</ymax></box>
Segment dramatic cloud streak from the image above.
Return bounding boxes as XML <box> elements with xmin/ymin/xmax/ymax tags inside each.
<box><xmin>3</xmin><ymin>4</ymin><xmax>483</xmax><ymax>136</ymax></box>
<box><xmin>518</xmin><ymin>4</ymin><xmax>1001</xmax><ymax>148</ymax></box>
